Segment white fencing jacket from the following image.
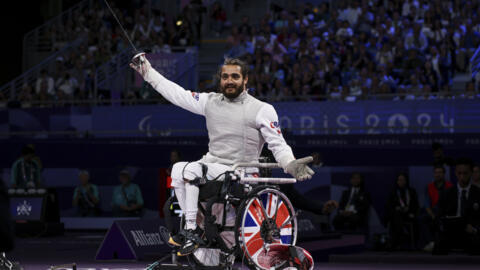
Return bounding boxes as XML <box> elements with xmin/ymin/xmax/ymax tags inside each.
<box><xmin>144</xmin><ymin>67</ymin><xmax>295</xmax><ymax>170</ymax></box>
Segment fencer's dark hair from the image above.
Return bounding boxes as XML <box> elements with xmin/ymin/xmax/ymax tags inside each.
<box><xmin>217</xmin><ymin>58</ymin><xmax>249</xmax><ymax>80</ymax></box>
<box><xmin>455</xmin><ymin>157</ymin><xmax>474</xmax><ymax>170</ymax></box>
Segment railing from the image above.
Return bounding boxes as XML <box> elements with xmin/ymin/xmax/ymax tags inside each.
<box><xmin>94</xmin><ymin>48</ymin><xmax>132</xmax><ymax>104</ymax></box>
<box><xmin>93</xmin><ymin>47</ymin><xmax>198</xmax><ymax>105</ymax></box>
<box><xmin>1</xmin><ymin>36</ymin><xmax>87</xmax><ymax>101</ymax></box>
<box><xmin>168</xmin><ymin>47</ymin><xmax>199</xmax><ymax>89</ymax></box>
<box><xmin>3</xmin><ymin>90</ymin><xmax>478</xmax><ymax>109</ymax></box>
<box><xmin>22</xmin><ymin>0</ymin><xmax>92</xmax><ymax>70</ymax></box>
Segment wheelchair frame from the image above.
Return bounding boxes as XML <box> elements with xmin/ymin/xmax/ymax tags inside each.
<box><xmin>149</xmin><ymin>162</ymin><xmax>298</xmax><ymax>270</ymax></box>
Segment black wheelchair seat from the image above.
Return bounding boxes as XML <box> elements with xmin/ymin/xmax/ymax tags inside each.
<box><xmin>199</xmin><ymin>181</ymin><xmax>223</xmax><ymax>201</ymax></box>
<box><xmin>199</xmin><ymin>180</ymin><xmax>245</xmax><ymax>205</ymax></box>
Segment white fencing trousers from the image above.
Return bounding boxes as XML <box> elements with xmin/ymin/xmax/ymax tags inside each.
<box><xmin>171</xmin><ymin>161</ymin><xmax>231</xmax><ymax>230</ymax></box>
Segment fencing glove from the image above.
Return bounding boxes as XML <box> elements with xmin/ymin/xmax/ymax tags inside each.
<box><xmin>286</xmin><ymin>156</ymin><xmax>315</xmax><ymax>181</ymax></box>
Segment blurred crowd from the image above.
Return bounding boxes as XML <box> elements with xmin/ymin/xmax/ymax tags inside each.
<box><xmin>330</xmin><ymin>144</ymin><xmax>480</xmax><ymax>254</ymax></box>
<box><xmin>226</xmin><ymin>0</ymin><xmax>480</xmax><ymax>102</ymax></box>
<box><xmin>4</xmin><ymin>0</ymin><xmax>480</xmax><ymax>108</ymax></box>
<box><xmin>10</xmin><ymin>145</ymin><xmax>145</xmax><ymax>217</ymax></box>
<box><xmin>6</xmin><ymin>0</ymin><xmax>206</xmax><ymax>108</ymax></box>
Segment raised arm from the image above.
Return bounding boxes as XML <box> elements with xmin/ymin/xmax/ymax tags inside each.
<box><xmin>130</xmin><ymin>53</ymin><xmax>208</xmax><ymax>115</ymax></box>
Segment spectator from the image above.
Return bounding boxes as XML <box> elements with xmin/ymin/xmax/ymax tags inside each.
<box><xmin>239</xmin><ymin>15</ymin><xmax>252</xmax><ymax>36</ymax></box>
<box><xmin>421</xmin><ymin>165</ymin><xmax>453</xmax><ymax>252</ymax></box>
<box><xmin>35</xmin><ymin>70</ymin><xmax>55</xmax><ymax>96</ymax></box>
<box><xmin>0</xmin><ymin>92</ymin><xmax>8</xmax><ymax>108</ymax></box>
<box><xmin>226</xmin><ymin>26</ymin><xmax>242</xmax><ymax>54</ymax></box>
<box><xmin>166</xmin><ymin>149</ymin><xmax>182</xmax><ymax>176</ymax></box>
<box><xmin>310</xmin><ymin>152</ymin><xmax>323</xmax><ymax>168</ymax></box>
<box><xmin>139</xmin><ymin>80</ymin><xmax>160</xmax><ymax>102</ymax></box>
<box><xmin>72</xmin><ymin>170</ymin><xmax>100</xmax><ymax>216</ymax></box>
<box><xmin>112</xmin><ymin>170</ymin><xmax>144</xmax><ymax>217</ymax></box>
<box><xmin>17</xmin><ymin>83</ymin><xmax>34</xmax><ymax>108</ymax></box>
<box><xmin>434</xmin><ymin>158</ymin><xmax>480</xmax><ymax>255</ymax></box>
<box><xmin>10</xmin><ymin>145</ymin><xmax>42</xmax><ymax>189</ymax></box>
<box><xmin>56</xmin><ymin>73</ymin><xmax>78</xmax><ymax>99</ymax></box>
<box><xmin>131</xmin><ymin>15</ymin><xmax>151</xmax><ymax>41</ymax></box>
<box><xmin>210</xmin><ymin>1</ymin><xmax>227</xmax><ymax>36</ymax></box>
<box><xmin>27</xmin><ymin>144</ymin><xmax>43</xmax><ymax>170</ymax></box>
<box><xmin>342</xmin><ymin>1</ymin><xmax>362</xmax><ymax>26</ymax></box>
<box><xmin>375</xmin><ymin>43</ymin><xmax>394</xmax><ymax>65</ymax></box>
<box><xmin>403</xmin><ymin>50</ymin><xmax>423</xmax><ymax>77</ymax></box>
<box><xmin>404</xmin><ymin>23</ymin><xmax>428</xmax><ymax>52</ymax></box>
<box><xmin>265</xmin><ymin>40</ymin><xmax>287</xmax><ymax>64</ymax></box>
<box><xmin>264</xmin><ymin>78</ymin><xmax>281</xmax><ymax>102</ymax></box>
<box><xmin>185</xmin><ymin>0</ymin><xmax>206</xmax><ymax>43</ymax></box>
<box><xmin>150</xmin><ymin>13</ymin><xmax>166</xmax><ymax>34</ymax></box>
<box><xmin>385</xmin><ymin>173</ymin><xmax>420</xmax><ymax>250</ymax></box>
<box><xmin>432</xmin><ymin>142</ymin><xmax>454</xmax><ymax>167</ymax></box>
<box><xmin>462</xmin><ymin>81</ymin><xmax>480</xmax><ymax>99</ymax></box>
<box><xmin>151</xmin><ymin>36</ymin><xmax>171</xmax><ymax>54</ymax></box>
<box><xmin>333</xmin><ymin>173</ymin><xmax>371</xmax><ymax>232</ymax></box>
<box><xmin>473</xmin><ymin>164</ymin><xmax>480</xmax><ymax>188</ymax></box>
<box><xmin>336</xmin><ymin>20</ymin><xmax>354</xmax><ymax>38</ymax></box>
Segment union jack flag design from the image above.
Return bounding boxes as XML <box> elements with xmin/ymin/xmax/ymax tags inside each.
<box><xmin>242</xmin><ymin>192</ymin><xmax>294</xmax><ymax>265</ymax></box>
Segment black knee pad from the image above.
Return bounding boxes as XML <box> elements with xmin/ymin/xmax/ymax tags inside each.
<box><xmin>182</xmin><ymin>162</ymin><xmax>208</xmax><ymax>186</ymax></box>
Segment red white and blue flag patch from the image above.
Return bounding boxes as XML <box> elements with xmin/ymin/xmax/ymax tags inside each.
<box><xmin>269</xmin><ymin>121</ymin><xmax>281</xmax><ymax>134</ymax></box>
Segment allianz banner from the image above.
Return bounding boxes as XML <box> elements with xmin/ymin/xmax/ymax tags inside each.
<box><xmin>3</xmin><ymin>100</ymin><xmax>480</xmax><ymax>137</ymax></box>
<box><xmin>96</xmin><ymin>219</ymin><xmax>174</xmax><ymax>260</ymax></box>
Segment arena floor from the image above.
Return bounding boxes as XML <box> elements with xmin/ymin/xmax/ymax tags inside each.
<box><xmin>5</xmin><ymin>232</ymin><xmax>480</xmax><ymax>270</ymax></box>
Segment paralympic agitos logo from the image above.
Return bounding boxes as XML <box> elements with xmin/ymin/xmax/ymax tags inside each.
<box><xmin>17</xmin><ymin>200</ymin><xmax>32</xmax><ymax>216</ymax></box>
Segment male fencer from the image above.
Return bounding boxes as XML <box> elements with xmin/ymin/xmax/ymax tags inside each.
<box><xmin>131</xmin><ymin>55</ymin><xmax>337</xmax><ymax>256</ymax></box>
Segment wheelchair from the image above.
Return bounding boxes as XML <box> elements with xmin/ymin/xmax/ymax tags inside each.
<box><xmin>153</xmin><ymin>161</ymin><xmax>300</xmax><ymax>270</ymax></box>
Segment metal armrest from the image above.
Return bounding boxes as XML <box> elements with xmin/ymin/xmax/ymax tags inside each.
<box><xmin>231</xmin><ymin>162</ymin><xmax>297</xmax><ymax>184</ymax></box>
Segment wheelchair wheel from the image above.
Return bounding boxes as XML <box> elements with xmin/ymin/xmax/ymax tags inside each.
<box><xmin>235</xmin><ymin>186</ymin><xmax>297</xmax><ymax>269</ymax></box>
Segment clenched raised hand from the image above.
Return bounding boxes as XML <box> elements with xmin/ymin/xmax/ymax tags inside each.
<box><xmin>129</xmin><ymin>52</ymin><xmax>151</xmax><ymax>78</ymax></box>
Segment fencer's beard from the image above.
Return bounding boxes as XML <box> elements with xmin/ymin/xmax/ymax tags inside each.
<box><xmin>221</xmin><ymin>82</ymin><xmax>244</xmax><ymax>99</ymax></box>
